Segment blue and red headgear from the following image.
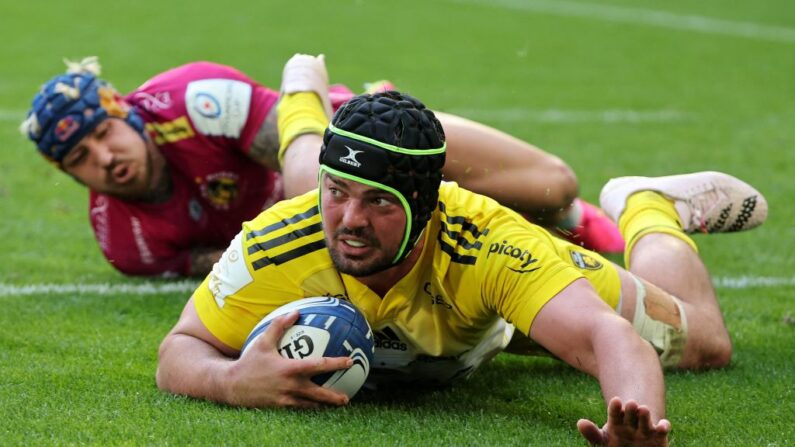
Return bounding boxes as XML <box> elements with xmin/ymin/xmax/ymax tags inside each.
<box><xmin>20</xmin><ymin>58</ymin><xmax>145</xmax><ymax>165</ymax></box>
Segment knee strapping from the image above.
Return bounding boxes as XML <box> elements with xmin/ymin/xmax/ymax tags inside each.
<box><xmin>631</xmin><ymin>275</ymin><xmax>689</xmax><ymax>368</ymax></box>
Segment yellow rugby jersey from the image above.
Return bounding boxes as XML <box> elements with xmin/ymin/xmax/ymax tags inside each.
<box><xmin>194</xmin><ymin>182</ymin><xmax>621</xmax><ymax>383</ymax></box>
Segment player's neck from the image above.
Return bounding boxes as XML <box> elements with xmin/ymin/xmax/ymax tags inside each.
<box><xmin>140</xmin><ymin>143</ymin><xmax>173</xmax><ymax>204</ymax></box>
<box><xmin>355</xmin><ymin>237</ymin><xmax>425</xmax><ymax>297</ymax></box>
<box><xmin>144</xmin><ymin>166</ymin><xmax>173</xmax><ymax>204</ymax></box>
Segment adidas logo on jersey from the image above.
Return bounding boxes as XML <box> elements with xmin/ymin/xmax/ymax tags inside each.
<box><xmin>373</xmin><ymin>327</ymin><xmax>408</xmax><ymax>351</ymax></box>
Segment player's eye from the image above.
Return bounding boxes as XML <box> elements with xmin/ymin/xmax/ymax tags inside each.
<box><xmin>96</xmin><ymin>122</ymin><xmax>111</xmax><ymax>138</ymax></box>
<box><xmin>63</xmin><ymin>147</ymin><xmax>88</xmax><ymax>167</ymax></box>
<box><xmin>372</xmin><ymin>197</ymin><xmax>395</xmax><ymax>207</ymax></box>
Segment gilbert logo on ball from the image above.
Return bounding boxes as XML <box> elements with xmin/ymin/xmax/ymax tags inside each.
<box><xmin>241</xmin><ymin>297</ymin><xmax>374</xmax><ymax>398</ymax></box>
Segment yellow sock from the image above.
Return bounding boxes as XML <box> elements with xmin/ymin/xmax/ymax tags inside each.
<box><xmin>619</xmin><ymin>191</ymin><xmax>698</xmax><ymax>268</ymax></box>
<box><xmin>277</xmin><ymin>92</ymin><xmax>329</xmax><ymax>167</ymax></box>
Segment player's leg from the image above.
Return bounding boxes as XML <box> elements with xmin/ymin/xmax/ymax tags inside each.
<box><xmin>436</xmin><ymin>111</ymin><xmax>578</xmax><ymax>219</ymax></box>
<box><xmin>600</xmin><ymin>172</ymin><xmax>768</xmax><ymax>369</ymax></box>
<box><xmin>361</xmin><ymin>81</ymin><xmax>624</xmax><ymax>252</ymax></box>
<box><xmin>436</xmin><ymin>111</ymin><xmax>624</xmax><ymax>253</ymax></box>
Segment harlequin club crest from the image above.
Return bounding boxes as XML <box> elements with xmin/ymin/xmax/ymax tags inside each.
<box><xmin>199</xmin><ymin>172</ymin><xmax>239</xmax><ymax>210</ymax></box>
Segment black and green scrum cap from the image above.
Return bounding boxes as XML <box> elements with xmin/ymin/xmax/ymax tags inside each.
<box><xmin>318</xmin><ymin>91</ymin><xmax>447</xmax><ymax>265</ymax></box>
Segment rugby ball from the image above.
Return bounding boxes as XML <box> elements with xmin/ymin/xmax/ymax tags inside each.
<box><xmin>240</xmin><ymin>297</ymin><xmax>374</xmax><ymax>399</ymax></box>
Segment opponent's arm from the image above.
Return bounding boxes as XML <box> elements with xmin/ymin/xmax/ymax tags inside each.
<box><xmin>244</xmin><ymin>93</ymin><xmax>325</xmax><ymax>186</ymax></box>
<box><xmin>188</xmin><ymin>248</ymin><xmax>225</xmax><ymax>277</ymax></box>
<box><xmin>280</xmin><ymin>133</ymin><xmax>323</xmax><ymax>197</ymax></box>
<box><xmin>156</xmin><ymin>297</ymin><xmax>352</xmax><ymax>408</ymax></box>
<box><xmin>245</xmin><ymin>106</ymin><xmax>281</xmax><ymax>171</ymax></box>
<box><xmin>244</xmin><ymin>53</ymin><xmax>330</xmax><ymax>178</ymax></box>
<box><xmin>529</xmin><ymin>278</ymin><xmax>670</xmax><ymax>446</ymax></box>
<box><xmin>245</xmin><ymin>93</ymin><xmax>324</xmax><ymax>196</ymax></box>
<box><xmin>437</xmin><ymin>112</ymin><xmax>578</xmax><ymax>223</ymax></box>
<box><xmin>276</xmin><ymin>110</ymin><xmax>580</xmax><ymax>205</ymax></box>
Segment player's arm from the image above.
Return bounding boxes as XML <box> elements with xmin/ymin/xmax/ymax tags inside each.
<box><xmin>156</xmin><ymin>296</ymin><xmax>352</xmax><ymax>408</ymax></box>
<box><xmin>245</xmin><ymin>106</ymin><xmax>281</xmax><ymax>171</ymax></box>
<box><xmin>243</xmin><ymin>53</ymin><xmax>330</xmax><ymax>176</ymax></box>
<box><xmin>188</xmin><ymin>247</ymin><xmax>226</xmax><ymax>277</ymax></box>
<box><xmin>244</xmin><ymin>95</ymin><xmax>324</xmax><ymax>183</ymax></box>
<box><xmin>275</xmin><ymin>54</ymin><xmax>330</xmax><ymax>198</ymax></box>
<box><xmin>276</xmin><ymin>109</ymin><xmax>581</xmax><ymax>207</ymax></box>
<box><xmin>280</xmin><ymin>133</ymin><xmax>323</xmax><ymax>197</ymax></box>
<box><xmin>246</xmin><ymin>89</ymin><xmax>324</xmax><ymax>196</ymax></box>
<box><xmin>437</xmin><ymin>112</ymin><xmax>577</xmax><ymax>222</ymax></box>
<box><xmin>529</xmin><ymin>278</ymin><xmax>671</xmax><ymax>446</ymax></box>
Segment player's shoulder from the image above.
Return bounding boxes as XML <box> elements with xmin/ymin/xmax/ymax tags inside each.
<box><xmin>430</xmin><ymin>182</ymin><xmax>498</xmax><ymax>269</ymax></box>
<box><xmin>88</xmin><ymin>192</ymin><xmax>191</xmax><ymax>276</ymax></box>
<box><xmin>436</xmin><ymin>181</ymin><xmax>519</xmax><ymax>229</ymax></box>
<box><xmin>246</xmin><ymin>189</ymin><xmax>320</xmax><ymax>229</ymax></box>
<box><xmin>88</xmin><ymin>192</ymin><xmax>143</xmax><ymax>229</ymax></box>
<box><xmin>432</xmin><ymin>182</ymin><xmax>549</xmax><ymax>269</ymax></box>
<box><xmin>138</xmin><ymin>61</ymin><xmax>251</xmax><ymax>88</ymax></box>
<box><xmin>241</xmin><ymin>190</ymin><xmax>327</xmax><ymax>271</ymax></box>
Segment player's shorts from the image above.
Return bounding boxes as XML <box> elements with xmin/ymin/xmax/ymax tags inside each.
<box><xmin>366</xmin><ymin>318</ymin><xmax>514</xmax><ymax>386</ymax></box>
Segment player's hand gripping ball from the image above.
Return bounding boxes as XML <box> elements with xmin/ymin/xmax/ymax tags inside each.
<box><xmin>241</xmin><ymin>297</ymin><xmax>375</xmax><ymax>398</ymax></box>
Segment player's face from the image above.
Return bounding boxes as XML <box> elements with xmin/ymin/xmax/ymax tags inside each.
<box><xmin>320</xmin><ymin>173</ymin><xmax>406</xmax><ymax>277</ymax></box>
<box><xmin>61</xmin><ymin>118</ymin><xmax>163</xmax><ymax>200</ymax></box>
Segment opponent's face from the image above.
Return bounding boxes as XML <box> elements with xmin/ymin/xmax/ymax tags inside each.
<box><xmin>62</xmin><ymin>118</ymin><xmax>162</xmax><ymax>200</ymax></box>
<box><xmin>320</xmin><ymin>173</ymin><xmax>407</xmax><ymax>277</ymax></box>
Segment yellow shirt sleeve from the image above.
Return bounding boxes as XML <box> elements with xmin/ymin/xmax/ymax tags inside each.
<box><xmin>192</xmin><ymin>199</ymin><xmax>325</xmax><ymax>351</ymax></box>
<box><xmin>192</xmin><ymin>234</ymin><xmax>305</xmax><ymax>350</ymax></box>
<box><xmin>476</xmin><ymin>213</ymin><xmax>585</xmax><ymax>336</ymax></box>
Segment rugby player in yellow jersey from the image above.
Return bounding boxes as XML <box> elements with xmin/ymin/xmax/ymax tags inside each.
<box><xmin>156</xmin><ymin>91</ymin><xmax>767</xmax><ymax>446</ymax></box>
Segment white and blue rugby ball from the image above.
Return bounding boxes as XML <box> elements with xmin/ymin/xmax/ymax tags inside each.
<box><xmin>240</xmin><ymin>297</ymin><xmax>374</xmax><ymax>399</ymax></box>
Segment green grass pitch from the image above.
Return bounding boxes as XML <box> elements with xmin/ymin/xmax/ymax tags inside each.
<box><xmin>1</xmin><ymin>0</ymin><xmax>793</xmax><ymax>445</ymax></box>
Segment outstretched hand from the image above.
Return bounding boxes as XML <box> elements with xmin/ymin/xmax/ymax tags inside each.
<box><xmin>577</xmin><ymin>397</ymin><xmax>671</xmax><ymax>446</ymax></box>
<box><xmin>280</xmin><ymin>53</ymin><xmax>332</xmax><ymax>117</ymax></box>
<box><xmin>226</xmin><ymin>310</ymin><xmax>353</xmax><ymax>409</ymax></box>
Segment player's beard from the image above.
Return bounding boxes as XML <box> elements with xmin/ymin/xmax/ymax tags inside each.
<box><xmin>327</xmin><ymin>228</ymin><xmax>396</xmax><ymax>277</ymax></box>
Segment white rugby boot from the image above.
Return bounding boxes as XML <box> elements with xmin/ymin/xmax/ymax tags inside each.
<box><xmin>599</xmin><ymin>171</ymin><xmax>768</xmax><ymax>234</ymax></box>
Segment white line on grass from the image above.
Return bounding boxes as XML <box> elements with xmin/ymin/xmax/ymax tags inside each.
<box><xmin>451</xmin><ymin>0</ymin><xmax>795</xmax><ymax>44</ymax></box>
<box><xmin>712</xmin><ymin>276</ymin><xmax>795</xmax><ymax>290</ymax></box>
<box><xmin>0</xmin><ymin>280</ymin><xmax>199</xmax><ymax>297</ymax></box>
<box><xmin>0</xmin><ymin>276</ymin><xmax>792</xmax><ymax>297</ymax></box>
<box><xmin>445</xmin><ymin>108</ymin><xmax>687</xmax><ymax>124</ymax></box>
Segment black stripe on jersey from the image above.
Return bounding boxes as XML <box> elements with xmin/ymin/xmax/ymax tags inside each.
<box><xmin>247</xmin><ymin>222</ymin><xmax>323</xmax><ymax>256</ymax></box>
<box><xmin>438</xmin><ymin>202</ymin><xmax>488</xmax><ymax>238</ymax></box>
<box><xmin>438</xmin><ymin>238</ymin><xmax>478</xmax><ymax>265</ymax></box>
<box><xmin>437</xmin><ymin>201</ymin><xmax>487</xmax><ymax>265</ymax></box>
<box><xmin>246</xmin><ymin>206</ymin><xmax>320</xmax><ymax>240</ymax></box>
<box><xmin>440</xmin><ymin>221</ymin><xmax>484</xmax><ymax>250</ymax></box>
<box><xmin>251</xmin><ymin>239</ymin><xmax>327</xmax><ymax>271</ymax></box>
<box><xmin>246</xmin><ymin>206</ymin><xmax>325</xmax><ymax>271</ymax></box>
